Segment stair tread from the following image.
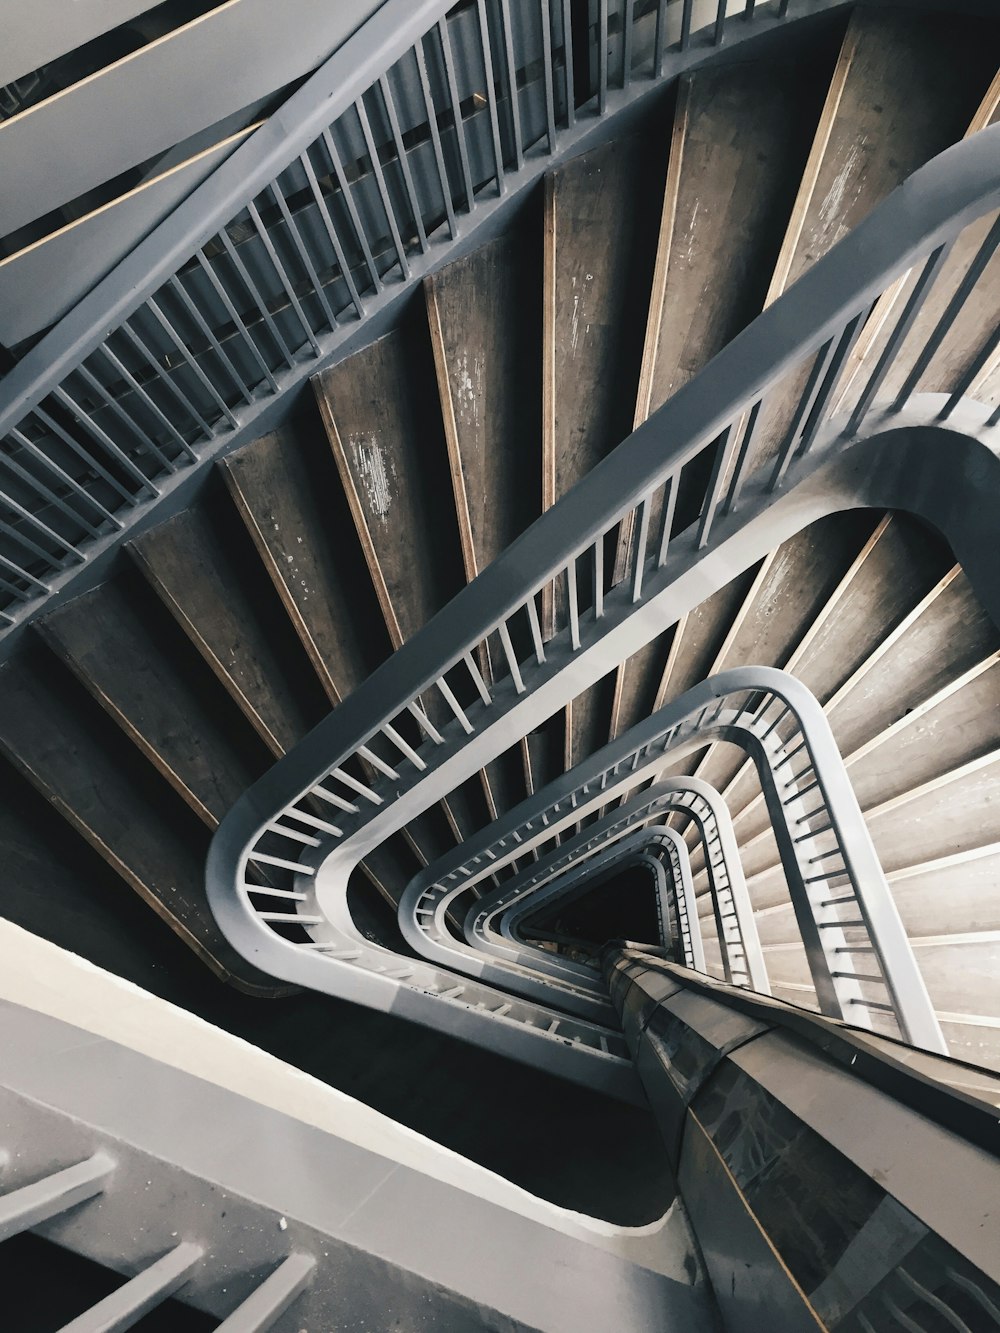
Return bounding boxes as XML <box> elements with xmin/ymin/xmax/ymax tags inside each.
<box><xmin>314</xmin><ymin>326</ymin><xmax>465</xmax><ymax>651</ymax></box>
<box><xmin>427</xmin><ymin>231</ymin><xmax>542</xmax><ymax>581</ymax></box>
<box><xmin>128</xmin><ymin>507</ymin><xmax>317</xmax><ymax>757</ymax></box>
<box><xmin>0</xmin><ymin>659</ymin><xmax>284</xmax><ymax>995</ymax></box>
<box><xmin>36</xmin><ymin>580</ymin><xmax>260</xmax><ymax>828</ymax></box>
<box><xmin>639</xmin><ymin>56</ymin><xmax>830</xmax><ymax>422</ymax></box>
<box><xmin>746</xmin><ymin>6</ymin><xmax>1000</xmax><ymax>476</ymax></box>
<box><xmin>220</xmin><ymin>424</ymin><xmax>388</xmax><ymax>707</ymax></box>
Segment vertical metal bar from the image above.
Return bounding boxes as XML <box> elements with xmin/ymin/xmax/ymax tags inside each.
<box><xmin>354</xmin><ymin>96</ymin><xmax>411</xmax><ymax>279</ymax></box>
<box><xmin>598</xmin><ymin>0</ymin><xmax>609</xmax><ymax>114</ymax></box>
<box><xmin>593</xmin><ymin>539</ymin><xmax>604</xmax><ymax>619</ymax></box>
<box><xmin>656</xmin><ymin>475</ymin><xmax>677</xmax><ymax>567</ymax></box>
<box><xmin>0</xmin><ymin>547</ymin><xmax>48</xmax><ymax>593</ymax></box>
<box><xmin>722</xmin><ymin>398</ymin><xmax>763</xmax><ymax>514</ymax></box>
<box><xmin>214</xmin><ymin>1253</ymin><xmax>317</xmax><ymax>1333</ymax></box>
<box><xmin>539</xmin><ymin>0</ymin><xmax>557</xmax><ymax>148</ymax></box>
<box><xmin>4</xmin><ymin>432</ymin><xmax>111</xmax><ymax>535</ymax></box>
<box><xmin>244</xmin><ymin>200</ymin><xmax>319</xmax><ymax>355</ymax></box>
<box><xmin>713</xmin><ymin>0</ymin><xmax>727</xmax><ymax>44</ymax></box>
<box><xmin>52</xmin><ymin>384</ymin><xmax>162</xmax><ymax>494</ymax></box>
<box><xmin>464</xmin><ymin>649</ymin><xmax>493</xmax><ymax>702</ymax></box>
<box><xmin>622</xmin><ymin>0</ymin><xmax>635</xmax><ymax>87</ymax></box>
<box><xmin>566</xmin><ymin>559</ymin><xmax>581</xmax><ymax>648</ymax></box>
<box><xmin>680</xmin><ymin>0</ymin><xmax>694</xmax><ymax>50</ymax></box>
<box><xmin>58</xmin><ymin>1242</ymin><xmax>203</xmax><ymax>1332</ymax></box>
<box><xmin>0</xmin><ymin>489</ymin><xmax>85</xmax><ymax>563</ymax></box>
<box><xmin>217</xmin><ymin>227</ymin><xmax>297</xmax><ymax>369</ymax></box>
<box><xmin>768</xmin><ymin>337</ymin><xmax>837</xmax><ymax>491</ymax></box>
<box><xmin>116</xmin><ymin>317</ymin><xmax>214</xmax><ymax>441</ymax></box>
<box><xmin>846</xmin><ymin>241</ymin><xmax>953</xmax><ymax>435</ymax></box>
<box><xmin>631</xmin><ymin>497</ymin><xmax>650</xmax><ymax>601</ymax></box>
<box><xmin>526</xmin><ymin>594</ymin><xmax>546</xmax><ymax>662</ymax></box>
<box><xmin>743</xmin><ymin>0</ymin><xmax>756</xmax><ymax>17</ymax></box>
<box><xmin>498</xmin><ymin>619</ymin><xmax>526</xmax><ymax>691</ymax></box>
<box><xmin>31</xmin><ymin>405</ymin><xmax>140</xmax><ymax>508</ymax></box>
<box><xmin>144</xmin><ymin>294</ymin><xmax>239</xmax><ymax>427</ymax></box>
<box><xmin>696</xmin><ymin>424</ymin><xmax>736</xmax><ymax>549</ymax></box>
<box><xmin>795</xmin><ymin>310</ymin><xmax>869</xmax><ymax>456</ymax></box>
<box><xmin>561</xmin><ymin>0</ymin><xmax>576</xmax><ymax>126</ymax></box>
<box><xmin>414</xmin><ymin>38</ymin><xmax>458</xmax><ymax>239</ymax></box>
<box><xmin>194</xmin><ymin>249</ymin><xmax>281</xmax><ymax>391</ymax></box>
<box><xmin>939</xmin><ymin>316</ymin><xmax>1000</xmax><ymax>419</ymax></box>
<box><xmin>166</xmin><ymin>273</ymin><xmax>256</xmax><ymax>403</ymax></box>
<box><xmin>267</xmin><ymin>176</ymin><xmax>339</xmax><ymax>331</ymax></box>
<box><xmin>476</xmin><ymin>0</ymin><xmax>507</xmax><ymax>195</ymax></box>
<box><xmin>437</xmin><ymin>676</ymin><xmax>474</xmax><ymax>733</ymax></box>
<box><xmin>499</xmin><ymin>0</ymin><xmax>524</xmax><ymax>169</ymax></box>
<box><xmin>0</xmin><ymin>1153</ymin><xmax>113</xmax><ymax>1241</ymax></box>
<box><xmin>893</xmin><ymin>216</ymin><xmax>1000</xmax><ymax>410</ymax></box>
<box><xmin>654</xmin><ymin>0</ymin><xmax>667</xmax><ymax>78</ymax></box>
<box><xmin>298</xmin><ymin>147</ymin><xmax>366</xmax><ymax>318</ymax></box>
<box><xmin>378</xmin><ymin>73</ymin><xmax>429</xmax><ymax>250</ymax></box>
<box><xmin>319</xmin><ymin>128</ymin><xmax>384</xmax><ymax>295</ymax></box>
<box><xmin>99</xmin><ymin>337</ymin><xmax>201</xmax><ymax>458</ymax></box>
<box><xmin>437</xmin><ymin>18</ymin><xmax>476</xmax><ymax>211</ymax></box>
<box><xmin>73</xmin><ymin>363</ymin><xmax>176</xmax><ymax>473</ymax></box>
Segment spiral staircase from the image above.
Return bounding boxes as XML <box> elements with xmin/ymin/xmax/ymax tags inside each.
<box><xmin>1</xmin><ymin>0</ymin><xmax>1000</xmax><ymax>1329</ymax></box>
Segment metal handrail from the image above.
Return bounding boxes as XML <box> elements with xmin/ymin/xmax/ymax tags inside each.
<box><xmin>211</xmin><ymin>669</ymin><xmax>946</xmax><ymax>1081</ymax></box>
<box><xmin>208</xmin><ymin>121</ymin><xmax>1000</xmax><ymax>970</ymax></box>
<box><xmin>0</xmin><ymin>0</ymin><xmax>803</xmax><ymax>628</ymax></box>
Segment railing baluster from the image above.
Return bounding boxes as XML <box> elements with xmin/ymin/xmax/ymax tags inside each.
<box><xmin>382</xmin><ymin>721</ymin><xmax>428</xmax><ymax>769</ymax></box>
<box><xmin>414</xmin><ymin>38</ymin><xmax>458</xmax><ymax>240</ymax></box>
<box><xmin>464</xmin><ymin>649</ymin><xmax>494</xmax><ymax>703</ymax></box>
<box><xmin>1</xmin><ymin>440</ymin><xmax>108</xmax><ymax>538</ymax></box>
<box><xmin>166</xmin><ymin>273</ymin><xmax>256</xmax><ymax>404</ymax></box>
<box><xmin>598</xmin><ymin>0</ymin><xmax>609</xmax><ymax>113</ymax></box>
<box><xmin>437</xmin><ymin>18</ymin><xmax>476</xmax><ymax>212</ymax></box>
<box><xmin>217</xmin><ymin>227</ymin><xmax>297</xmax><ymax>370</ymax></box>
<box><xmin>696</xmin><ymin>424</ymin><xmax>735</xmax><ymax>549</ymax></box>
<box><xmin>499</xmin><ymin>0</ymin><xmax>524</xmax><ymax>169</ymax></box>
<box><xmin>631</xmin><ymin>498</ymin><xmax>650</xmax><ymax>601</ymax></box>
<box><xmin>713</xmin><ymin>0</ymin><xmax>727</xmax><ymax>45</ymax></box>
<box><xmin>58</xmin><ymin>1241</ymin><xmax>204</xmax><ymax>1333</ymax></box>
<box><xmin>795</xmin><ymin>309</ymin><xmax>870</xmax><ymax>457</ymax></box>
<box><xmin>143</xmin><ymin>295</ymin><xmax>238</xmax><ymax>428</ymax></box>
<box><xmin>656</xmin><ymin>476</ymin><xmax>677</xmax><ymax>567</ymax></box>
<box><xmin>768</xmin><ymin>336</ymin><xmax>837</xmax><ymax>492</ymax></box>
<box><xmin>498</xmin><ymin>619</ymin><xmax>526</xmax><ymax>691</ymax></box>
<box><xmin>680</xmin><ymin>0</ymin><xmax>694</xmax><ymax>51</ymax></box>
<box><xmin>52</xmin><ymin>385</ymin><xmax>161</xmax><ymax>495</ymax></box>
<box><xmin>319</xmin><ymin>128</ymin><xmax>384</xmax><ymax>295</ymax></box>
<box><xmin>477</xmin><ymin>0</ymin><xmax>507</xmax><ymax>195</ymax></box>
<box><xmin>845</xmin><ymin>241</ymin><xmax>953</xmax><ymax>436</ymax></box>
<box><xmin>378</xmin><ymin>73</ymin><xmax>429</xmax><ymax>253</ymax></box>
<box><xmin>31</xmin><ymin>405</ymin><xmax>139</xmax><ymax>509</ymax></box>
<box><xmin>938</xmin><ymin>315</ymin><xmax>1000</xmax><ymax>420</ymax></box>
<box><xmin>526</xmin><ymin>594</ymin><xmax>547</xmax><ymax>662</ymax></box>
<box><xmin>622</xmin><ymin>0</ymin><xmax>635</xmax><ymax>87</ymax></box>
<box><xmin>298</xmin><ymin>147</ymin><xmax>366</xmax><ymax>318</ymax></box>
<box><xmin>354</xmin><ymin>96</ymin><xmax>411</xmax><ymax>279</ymax></box>
<box><xmin>407</xmin><ymin>700</ymin><xmax>445</xmax><ymax>744</ymax></box>
<box><xmin>593</xmin><ymin>540</ymin><xmax>604</xmax><ymax>620</ymax></box>
<box><xmin>437</xmin><ymin>676</ymin><xmax>474</xmax><ymax>733</ymax></box>
<box><xmin>893</xmin><ymin>213</ymin><xmax>1000</xmax><ymax>411</ymax></box>
<box><xmin>246</xmin><ymin>199</ymin><xmax>320</xmax><ymax>355</ymax></box>
<box><xmin>561</xmin><ymin>0</ymin><xmax>576</xmax><ymax>126</ymax></box>
<box><xmin>654</xmin><ymin>0</ymin><xmax>667</xmax><ymax>78</ymax></box>
<box><xmin>267</xmin><ymin>176</ymin><xmax>339</xmax><ymax>332</ymax></box>
<box><xmin>98</xmin><ymin>339</ymin><xmax>201</xmax><ymax>459</ymax></box>
<box><xmin>0</xmin><ymin>1154</ymin><xmax>113</xmax><ymax>1241</ymax></box>
<box><xmin>193</xmin><ymin>249</ymin><xmax>280</xmax><ymax>391</ymax></box>
<box><xmin>73</xmin><ymin>364</ymin><xmax>176</xmax><ymax>475</ymax></box>
<box><xmin>214</xmin><ymin>1253</ymin><xmax>317</xmax><ymax>1333</ymax></box>
<box><xmin>566</xmin><ymin>560</ymin><xmax>581</xmax><ymax>648</ymax></box>
<box><xmin>540</xmin><ymin>0</ymin><xmax>558</xmax><ymax>148</ymax></box>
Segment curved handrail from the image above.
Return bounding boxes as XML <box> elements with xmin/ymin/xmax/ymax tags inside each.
<box><xmin>208</xmin><ymin>123</ymin><xmax>1000</xmax><ymax>947</ymax></box>
<box><xmin>211</xmin><ymin>667</ymin><xmax>946</xmax><ymax>1077</ymax></box>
